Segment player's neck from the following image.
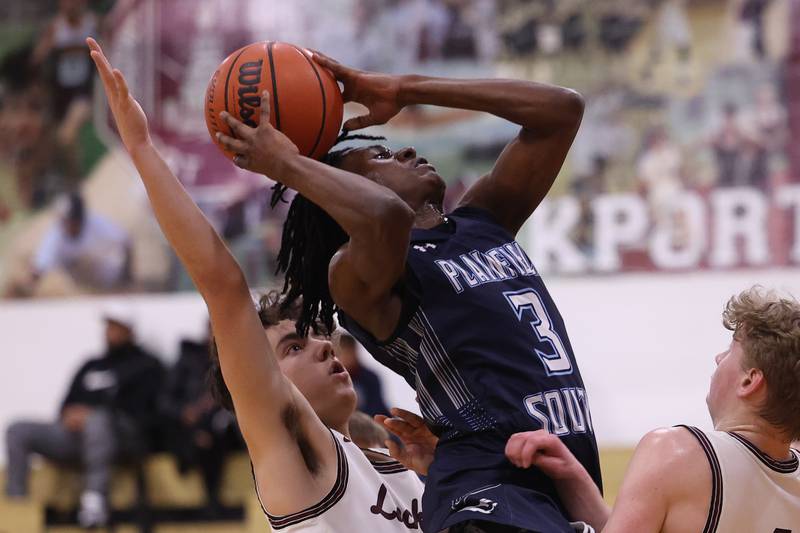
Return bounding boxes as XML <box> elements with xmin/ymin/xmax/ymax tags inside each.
<box><xmin>413</xmin><ymin>202</ymin><xmax>446</xmax><ymax>230</ymax></box>
<box><xmin>330</xmin><ymin>420</ymin><xmax>351</xmax><ymax>439</ymax></box>
<box><xmin>717</xmin><ymin>417</ymin><xmax>793</xmax><ymax>461</ymax></box>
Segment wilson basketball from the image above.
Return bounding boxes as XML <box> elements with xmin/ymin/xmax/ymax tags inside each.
<box><xmin>205</xmin><ymin>41</ymin><xmax>344</xmax><ymax>161</ymax></box>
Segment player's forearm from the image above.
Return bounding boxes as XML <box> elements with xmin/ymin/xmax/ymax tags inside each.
<box><xmin>277</xmin><ymin>154</ymin><xmax>414</xmax><ymax>242</ymax></box>
<box><xmin>555</xmin><ymin>469</ymin><xmax>611</xmax><ymax>531</ymax></box>
<box><xmin>397</xmin><ymin>75</ymin><xmax>583</xmax><ymax>133</ymax></box>
<box><xmin>129</xmin><ymin>143</ymin><xmax>245</xmax><ymax>294</ymax></box>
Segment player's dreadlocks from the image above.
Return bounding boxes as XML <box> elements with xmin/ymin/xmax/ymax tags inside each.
<box><xmin>270</xmin><ymin>131</ymin><xmax>387</xmax><ymax>336</ymax></box>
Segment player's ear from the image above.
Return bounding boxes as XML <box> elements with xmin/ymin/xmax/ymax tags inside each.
<box><xmin>737</xmin><ymin>367</ymin><xmax>765</xmax><ymax>399</ymax></box>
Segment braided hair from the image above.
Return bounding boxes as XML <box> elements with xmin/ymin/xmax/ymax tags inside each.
<box><xmin>271</xmin><ymin>132</ymin><xmax>387</xmax><ymax>336</ymax></box>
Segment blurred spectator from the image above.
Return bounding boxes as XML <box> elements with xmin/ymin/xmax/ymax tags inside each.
<box><xmin>637</xmin><ymin>127</ymin><xmax>684</xmax><ymax>227</ymax></box>
<box><xmin>418</xmin><ymin>0</ymin><xmax>451</xmax><ymax>62</ymax></box>
<box><xmin>443</xmin><ymin>0</ymin><xmax>497</xmax><ymax>61</ymax></box>
<box><xmin>742</xmin><ymin>84</ymin><xmax>788</xmax><ymax>188</ymax></box>
<box><xmin>598</xmin><ymin>1</ymin><xmax>646</xmax><ymax>54</ymax></box>
<box><xmin>736</xmin><ymin>0</ymin><xmax>772</xmax><ymax>61</ymax></box>
<box><xmin>348</xmin><ymin>410</ymin><xmax>391</xmax><ymax>449</ymax></box>
<box><xmin>0</xmin><ymin>83</ymin><xmax>58</xmax><ymax>210</ymax></box>
<box><xmin>158</xmin><ymin>329</ymin><xmax>241</xmax><ymax>515</ymax></box>
<box><xmin>644</xmin><ymin>0</ymin><xmax>692</xmax><ymax>83</ymax></box>
<box><xmin>8</xmin><ymin>193</ymin><xmax>132</xmax><ymax>297</ymax></box>
<box><xmin>31</xmin><ymin>0</ymin><xmax>98</xmax><ymax>180</ymax></box>
<box><xmin>710</xmin><ymin>103</ymin><xmax>759</xmax><ymax>188</ymax></box>
<box><xmin>336</xmin><ymin>333</ymin><xmax>390</xmax><ymax>417</ymax></box>
<box><xmin>571</xmin><ymin>156</ymin><xmax>609</xmax><ymax>254</ymax></box>
<box><xmin>4</xmin><ymin>304</ymin><xmax>163</xmax><ymax>528</ymax></box>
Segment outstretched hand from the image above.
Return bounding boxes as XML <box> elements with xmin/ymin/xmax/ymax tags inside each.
<box><xmin>87</xmin><ymin>38</ymin><xmax>151</xmax><ymax>154</ymax></box>
<box><xmin>312</xmin><ymin>51</ymin><xmax>403</xmax><ymax>132</ymax></box>
<box><xmin>505</xmin><ymin>430</ymin><xmax>584</xmax><ymax>481</ymax></box>
<box><xmin>376</xmin><ymin>408</ymin><xmax>438</xmax><ymax>476</ymax></box>
<box><xmin>215</xmin><ymin>92</ymin><xmax>299</xmax><ymax>177</ymax></box>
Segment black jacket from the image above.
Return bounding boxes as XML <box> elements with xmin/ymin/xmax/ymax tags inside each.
<box><xmin>61</xmin><ymin>342</ymin><xmax>164</xmax><ymax>429</ymax></box>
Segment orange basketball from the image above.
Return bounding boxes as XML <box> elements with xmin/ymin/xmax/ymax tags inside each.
<box><xmin>205</xmin><ymin>41</ymin><xmax>344</xmax><ymax>161</ymax></box>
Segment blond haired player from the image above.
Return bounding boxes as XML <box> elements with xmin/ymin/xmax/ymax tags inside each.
<box><xmin>502</xmin><ymin>287</ymin><xmax>800</xmax><ymax>532</ymax></box>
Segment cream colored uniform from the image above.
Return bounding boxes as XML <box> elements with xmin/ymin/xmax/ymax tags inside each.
<box><xmin>255</xmin><ymin>429</ymin><xmax>425</xmax><ymax>532</ymax></box>
<box><xmin>683</xmin><ymin>426</ymin><xmax>800</xmax><ymax>533</ymax></box>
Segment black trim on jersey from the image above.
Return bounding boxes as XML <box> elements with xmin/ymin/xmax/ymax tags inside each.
<box><xmin>372</xmin><ymin>463</ymin><xmax>410</xmax><ymax>474</ymax></box>
<box><xmin>679</xmin><ymin>425</ymin><xmax>723</xmax><ymax>533</ymax></box>
<box><xmin>255</xmin><ymin>430</ymin><xmax>349</xmax><ymax>530</ymax></box>
<box><xmin>727</xmin><ymin>431</ymin><xmax>799</xmax><ymax>474</ymax></box>
<box><xmin>361</xmin><ymin>447</ymin><xmax>410</xmax><ymax>474</ymax></box>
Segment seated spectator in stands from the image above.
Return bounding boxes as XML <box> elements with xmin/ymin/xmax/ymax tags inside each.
<box><xmin>11</xmin><ymin>193</ymin><xmax>132</xmax><ymax>297</ymax></box>
<box><xmin>0</xmin><ymin>82</ymin><xmax>57</xmax><ymax>210</ymax></box>
<box><xmin>31</xmin><ymin>0</ymin><xmax>99</xmax><ymax>181</ymax></box>
<box><xmin>336</xmin><ymin>332</ymin><xmax>390</xmax><ymax>417</ymax></box>
<box><xmin>158</xmin><ymin>328</ymin><xmax>242</xmax><ymax>515</ymax></box>
<box><xmin>4</xmin><ymin>303</ymin><xmax>164</xmax><ymax>529</ymax></box>
<box><xmin>348</xmin><ymin>410</ymin><xmax>391</xmax><ymax>449</ymax></box>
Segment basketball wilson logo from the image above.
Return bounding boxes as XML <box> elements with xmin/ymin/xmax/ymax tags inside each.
<box><xmin>237</xmin><ymin>59</ymin><xmax>264</xmax><ymax>127</ymax></box>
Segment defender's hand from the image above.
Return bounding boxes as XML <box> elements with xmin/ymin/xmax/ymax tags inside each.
<box><xmin>215</xmin><ymin>91</ymin><xmax>300</xmax><ymax>177</ymax></box>
<box><xmin>87</xmin><ymin>38</ymin><xmax>152</xmax><ymax>154</ymax></box>
<box><xmin>505</xmin><ymin>430</ymin><xmax>585</xmax><ymax>481</ymax></box>
<box><xmin>376</xmin><ymin>408</ymin><xmax>438</xmax><ymax>476</ymax></box>
<box><xmin>312</xmin><ymin>51</ymin><xmax>402</xmax><ymax>131</ymax></box>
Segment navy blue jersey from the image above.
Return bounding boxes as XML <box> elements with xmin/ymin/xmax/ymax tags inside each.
<box><xmin>340</xmin><ymin>206</ymin><xmax>602</xmax><ymax>533</ymax></box>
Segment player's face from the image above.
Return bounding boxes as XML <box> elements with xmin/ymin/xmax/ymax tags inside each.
<box><xmin>338</xmin><ymin>145</ymin><xmax>446</xmax><ymax>211</ymax></box>
<box><xmin>266</xmin><ymin>320</ymin><xmax>357</xmax><ymax>428</ymax></box>
<box><xmin>706</xmin><ymin>337</ymin><xmax>747</xmax><ymax>424</ymax></box>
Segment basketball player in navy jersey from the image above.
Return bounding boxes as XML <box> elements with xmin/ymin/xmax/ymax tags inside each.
<box><xmin>218</xmin><ymin>51</ymin><xmax>601</xmax><ymax>532</ymax></box>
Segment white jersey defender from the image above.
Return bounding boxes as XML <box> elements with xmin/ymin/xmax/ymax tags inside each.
<box><xmin>684</xmin><ymin>426</ymin><xmax>800</xmax><ymax>533</ymax></box>
<box><xmin>255</xmin><ymin>429</ymin><xmax>425</xmax><ymax>532</ymax></box>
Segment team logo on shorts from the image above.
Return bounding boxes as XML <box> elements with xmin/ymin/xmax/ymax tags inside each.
<box><xmin>413</xmin><ymin>243</ymin><xmax>437</xmax><ymax>253</ymax></box>
<box><xmin>450</xmin><ymin>484</ymin><xmax>500</xmax><ymax>515</ymax></box>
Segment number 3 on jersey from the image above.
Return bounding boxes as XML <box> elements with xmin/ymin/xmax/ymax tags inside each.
<box><xmin>504</xmin><ymin>289</ymin><xmax>573</xmax><ymax>376</ymax></box>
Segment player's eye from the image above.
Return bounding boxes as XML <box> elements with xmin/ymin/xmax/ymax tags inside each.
<box><xmin>286</xmin><ymin>343</ymin><xmax>303</xmax><ymax>355</ymax></box>
<box><xmin>375</xmin><ymin>149</ymin><xmax>392</xmax><ymax>160</ymax></box>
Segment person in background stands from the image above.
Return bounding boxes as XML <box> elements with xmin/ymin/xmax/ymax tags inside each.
<box><xmin>158</xmin><ymin>327</ymin><xmax>242</xmax><ymax>516</ymax></box>
<box><xmin>4</xmin><ymin>303</ymin><xmax>164</xmax><ymax>529</ymax></box>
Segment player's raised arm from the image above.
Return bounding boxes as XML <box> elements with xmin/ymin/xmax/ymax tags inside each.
<box><xmin>217</xmin><ymin>104</ymin><xmax>415</xmax><ymax>341</ymax></box>
<box><xmin>313</xmin><ymin>52</ymin><xmax>583</xmax><ymax>236</ymax></box>
<box><xmin>86</xmin><ymin>38</ymin><xmax>337</xmax><ymax>514</ymax></box>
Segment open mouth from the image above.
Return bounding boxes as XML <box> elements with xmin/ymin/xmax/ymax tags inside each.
<box><xmin>414</xmin><ymin>158</ymin><xmax>436</xmax><ymax>173</ymax></box>
<box><xmin>330</xmin><ymin>360</ymin><xmax>347</xmax><ymax>375</ymax></box>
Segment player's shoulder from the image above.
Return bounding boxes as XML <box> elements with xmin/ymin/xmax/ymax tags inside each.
<box><xmin>449</xmin><ymin>204</ymin><xmax>505</xmax><ymax>228</ymax></box>
<box><xmin>634</xmin><ymin>426</ymin><xmax>710</xmax><ymax>475</ymax></box>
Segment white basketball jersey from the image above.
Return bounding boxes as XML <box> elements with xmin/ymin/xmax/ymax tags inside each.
<box><xmin>685</xmin><ymin>426</ymin><xmax>800</xmax><ymax>533</ymax></box>
<box><xmin>255</xmin><ymin>429</ymin><xmax>425</xmax><ymax>532</ymax></box>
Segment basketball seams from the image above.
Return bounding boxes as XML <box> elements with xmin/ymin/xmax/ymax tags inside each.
<box><xmin>207</xmin><ymin>40</ymin><xmax>343</xmax><ymax>162</ymax></box>
<box><xmin>267</xmin><ymin>42</ymin><xmax>282</xmax><ymax>132</ymax></box>
<box><xmin>291</xmin><ymin>44</ymin><xmax>326</xmax><ymax>159</ymax></box>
